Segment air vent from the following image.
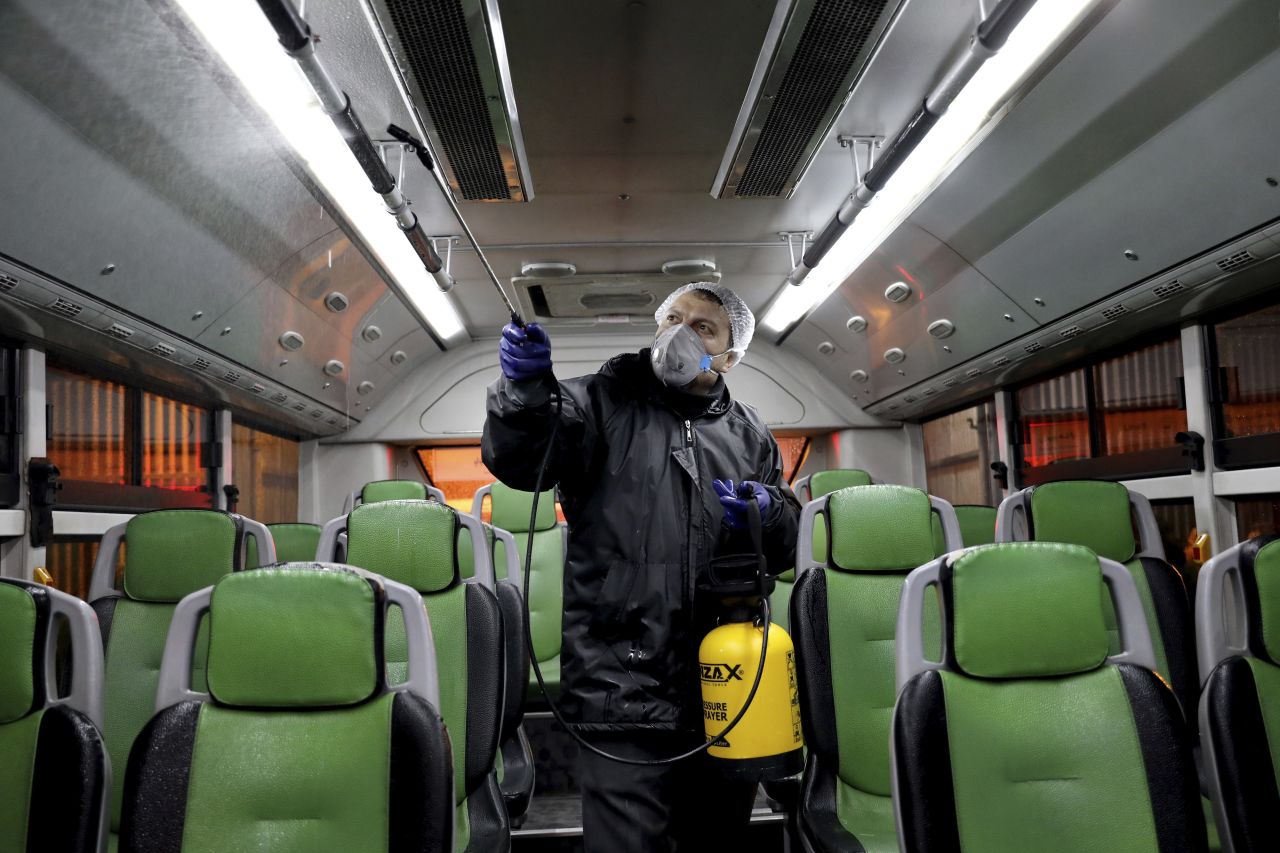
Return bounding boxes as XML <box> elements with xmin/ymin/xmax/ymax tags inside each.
<box><xmin>1059</xmin><ymin>326</ymin><xmax>1083</xmax><ymax>339</ymax></box>
<box><xmin>292</xmin><ymin>403</ymin><xmax>307</xmax><ymax>412</ymax></box>
<box><xmin>1101</xmin><ymin>304</ymin><xmax>1130</xmax><ymax>321</ymax></box>
<box><xmin>149</xmin><ymin>342</ymin><xmax>177</xmax><ymax>358</ymax></box>
<box><xmin>271</xmin><ymin>392</ymin><xmax>289</xmax><ymax>404</ymax></box>
<box><xmin>0</xmin><ymin>273</ymin><xmax>18</xmax><ymax>293</ymax></box>
<box><xmin>1153</xmin><ymin>281</ymin><xmax>1186</xmax><ymax>299</ymax></box>
<box><xmin>992</xmin><ymin>356</ymin><xmax>1010</xmax><ymax>367</ymax></box>
<box><xmin>222</xmin><ymin>370</ymin><xmax>242</xmax><ymax>384</ymax></box>
<box><xmin>903</xmin><ymin>395</ymin><xmax>917</xmax><ymax>404</ymax></box>
<box><xmin>369</xmin><ymin>0</ymin><xmax>532</xmax><ymax>201</ymax></box>
<box><xmin>942</xmin><ymin>377</ymin><xmax>959</xmax><ymax>388</ymax></box>
<box><xmin>965</xmin><ymin>368</ymin><xmax>982</xmax><ymax>379</ymax></box>
<box><xmin>580</xmin><ymin>293</ymin><xmax>655</xmax><ymax>311</ymax></box>
<box><xmin>922</xmin><ymin>387</ymin><xmax>937</xmax><ymax>396</ymax></box>
<box><xmin>249</xmin><ymin>383</ymin><xmax>266</xmax><ymax>395</ymax></box>
<box><xmin>310</xmin><ymin>409</ymin><xmax>324</xmax><ymax>419</ymax></box>
<box><xmin>1217</xmin><ymin>250</ymin><xmax>1257</xmax><ymax>273</ymax></box>
<box><xmin>887</xmin><ymin>403</ymin><xmax>900</xmax><ymax>411</ymax></box>
<box><xmin>191</xmin><ymin>357</ymin><xmax>211</xmax><ymax>372</ymax></box>
<box><xmin>712</xmin><ymin>0</ymin><xmax>901</xmax><ymax>198</ymax></box>
<box><xmin>1024</xmin><ymin>341</ymin><xmax>1043</xmax><ymax>354</ymax></box>
<box><xmin>327</xmin><ymin>417</ymin><xmax>340</xmax><ymax>426</ymax></box>
<box><xmin>47</xmin><ymin>298</ymin><xmax>83</xmax><ymax>318</ymax></box>
<box><xmin>105</xmin><ymin>323</ymin><xmax>135</xmax><ymax>340</ymax></box>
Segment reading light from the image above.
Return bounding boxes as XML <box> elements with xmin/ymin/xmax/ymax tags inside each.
<box><xmin>173</xmin><ymin>0</ymin><xmax>465</xmax><ymax>342</ymax></box>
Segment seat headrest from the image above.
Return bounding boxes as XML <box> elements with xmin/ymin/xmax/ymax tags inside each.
<box><xmin>124</xmin><ymin>510</ymin><xmax>241</xmax><ymax>602</ymax></box>
<box><xmin>490</xmin><ymin>482</ymin><xmax>557</xmax><ymax>533</ymax></box>
<box><xmin>1029</xmin><ymin>481</ymin><xmax>1136</xmax><ymax>563</ymax></box>
<box><xmin>954</xmin><ymin>505</ymin><xmax>997</xmax><ymax>547</ymax></box>
<box><xmin>206</xmin><ymin>565</ymin><xmax>383</xmax><ymax>708</ymax></box>
<box><xmin>266</xmin><ymin>523</ymin><xmax>322</xmax><ymax>564</ymax></box>
<box><xmin>1244</xmin><ymin>537</ymin><xmax>1280</xmax><ymax>664</ymax></box>
<box><xmin>0</xmin><ymin>581</ymin><xmax>42</xmax><ymax>723</ymax></box>
<box><xmin>827</xmin><ymin>485</ymin><xmax>935</xmax><ymax>572</ymax></box>
<box><xmin>361</xmin><ymin>479</ymin><xmax>429</xmax><ymax>504</ymax></box>
<box><xmin>809</xmin><ymin>469</ymin><xmax>872</xmax><ymax>499</ymax></box>
<box><xmin>345</xmin><ymin>500</ymin><xmax>459</xmax><ymax>594</ymax></box>
<box><xmin>948</xmin><ymin>542</ymin><xmax>1110</xmax><ymax>679</ymax></box>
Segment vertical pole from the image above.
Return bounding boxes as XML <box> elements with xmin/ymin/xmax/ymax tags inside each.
<box><xmin>993</xmin><ymin>389</ymin><xmax>1019</xmax><ymax>493</ymax></box>
<box><xmin>214</xmin><ymin>410</ymin><xmax>234</xmax><ymax>511</ymax></box>
<box><xmin>9</xmin><ymin>348</ymin><xmax>47</xmax><ymax>580</ymax></box>
<box><xmin>1181</xmin><ymin>323</ymin><xmax>1234</xmax><ymax>555</ymax></box>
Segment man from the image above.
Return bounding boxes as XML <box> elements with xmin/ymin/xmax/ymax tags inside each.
<box><xmin>483</xmin><ymin>282</ymin><xmax>801</xmax><ymax>851</ymax></box>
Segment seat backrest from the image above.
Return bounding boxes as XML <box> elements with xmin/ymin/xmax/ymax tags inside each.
<box><xmin>480</xmin><ymin>482</ymin><xmax>563</xmax><ymax>668</ymax></box>
<box><xmin>996</xmin><ymin>480</ymin><xmax>1198</xmax><ymax>718</ymax></box>
<box><xmin>245</xmin><ymin>522</ymin><xmax>321</xmax><ymax>566</ymax></box>
<box><xmin>932</xmin><ymin>505</ymin><xmax>997</xmax><ymax>555</ymax></box>
<box><xmin>0</xmin><ymin>578</ymin><xmax>108</xmax><ymax>853</ymax></box>
<box><xmin>798</xmin><ymin>470</ymin><xmax>874</xmax><ymax>571</ymax></box>
<box><xmin>348</xmin><ymin>479</ymin><xmax>447</xmax><ymax>512</ymax></box>
<box><xmin>88</xmin><ymin>509</ymin><xmax>272</xmax><ymax>835</ymax></box>
<box><xmin>792</xmin><ymin>485</ymin><xmax>960</xmax><ymax>837</ymax></box>
<box><xmin>1195</xmin><ymin>536</ymin><xmax>1280</xmax><ymax>851</ymax></box>
<box><xmin>120</xmin><ymin>564</ymin><xmax>452</xmax><ymax>853</ymax></box>
<box><xmin>322</xmin><ymin>500</ymin><xmax>506</xmax><ymax>850</ymax></box>
<box><xmin>893</xmin><ymin>542</ymin><xmax>1205</xmax><ymax>853</ymax></box>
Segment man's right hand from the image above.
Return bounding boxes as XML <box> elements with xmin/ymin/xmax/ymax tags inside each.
<box><xmin>499</xmin><ymin>322</ymin><xmax>553</xmax><ymax>381</ymax></box>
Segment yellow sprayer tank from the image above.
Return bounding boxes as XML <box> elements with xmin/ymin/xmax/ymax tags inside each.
<box><xmin>699</xmin><ymin>619</ymin><xmax>804</xmax><ymax>781</ymax></box>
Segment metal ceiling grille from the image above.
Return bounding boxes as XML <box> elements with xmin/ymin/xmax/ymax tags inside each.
<box><xmin>718</xmin><ymin>0</ymin><xmax>895</xmax><ymax>199</ymax></box>
<box><xmin>382</xmin><ymin>0</ymin><xmax>513</xmax><ymax>201</ymax></box>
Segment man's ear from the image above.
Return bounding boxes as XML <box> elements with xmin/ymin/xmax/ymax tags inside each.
<box><xmin>718</xmin><ymin>352</ymin><xmax>740</xmax><ymax>372</ymax></box>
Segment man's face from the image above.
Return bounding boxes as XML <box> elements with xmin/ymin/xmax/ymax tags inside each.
<box><xmin>656</xmin><ymin>292</ymin><xmax>738</xmax><ymax>375</ymax></box>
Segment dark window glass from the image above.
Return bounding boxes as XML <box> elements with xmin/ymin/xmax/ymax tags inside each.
<box><xmin>1235</xmin><ymin>494</ymin><xmax>1280</xmax><ymax>541</ymax></box>
<box><xmin>1093</xmin><ymin>339</ymin><xmax>1187</xmax><ymax>455</ymax></box>
<box><xmin>1017</xmin><ymin>369</ymin><xmax>1090</xmax><ymax>469</ymax></box>
<box><xmin>232</xmin><ymin>423</ymin><xmax>299</xmax><ymax>524</ymax></box>
<box><xmin>48</xmin><ymin>368</ymin><xmax>132</xmax><ymax>484</ymax></box>
<box><xmin>1213</xmin><ymin>303</ymin><xmax>1280</xmax><ymax>439</ymax></box>
<box><xmin>45</xmin><ymin>536</ymin><xmax>124</xmax><ymax>601</ymax></box>
<box><xmin>923</xmin><ymin>401</ymin><xmax>1001</xmax><ymax>506</ymax></box>
<box><xmin>142</xmin><ymin>392</ymin><xmax>208</xmax><ymax>492</ymax></box>
<box><xmin>774</xmin><ymin>435</ymin><xmax>811</xmax><ymax>485</ymax></box>
<box><xmin>1149</xmin><ymin>499</ymin><xmax>1198</xmax><ymax>574</ymax></box>
<box><xmin>418</xmin><ymin>446</ymin><xmax>499</xmax><ymax>519</ymax></box>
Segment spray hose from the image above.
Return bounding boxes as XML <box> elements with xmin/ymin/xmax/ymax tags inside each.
<box><xmin>519</xmin><ymin>375</ymin><xmax>772</xmax><ymax>766</ymax></box>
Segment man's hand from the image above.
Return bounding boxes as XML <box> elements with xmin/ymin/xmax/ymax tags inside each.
<box><xmin>499</xmin><ymin>322</ymin><xmax>553</xmax><ymax>381</ymax></box>
<box><xmin>713</xmin><ymin>479</ymin><xmax>772</xmax><ymax>531</ymax></box>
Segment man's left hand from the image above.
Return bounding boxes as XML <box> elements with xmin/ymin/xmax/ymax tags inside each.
<box><xmin>713</xmin><ymin>479</ymin><xmax>772</xmax><ymax>531</ymax></box>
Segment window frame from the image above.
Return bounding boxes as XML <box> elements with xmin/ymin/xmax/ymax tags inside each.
<box><xmin>1010</xmin><ymin>331</ymin><xmax>1193</xmax><ymax>485</ymax></box>
<box><xmin>1204</xmin><ymin>295</ymin><xmax>1280</xmax><ymax>470</ymax></box>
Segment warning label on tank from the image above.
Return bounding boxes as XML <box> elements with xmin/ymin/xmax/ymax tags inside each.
<box><xmin>700</xmin><ymin>662</ymin><xmax>744</xmax><ymax>683</ymax></box>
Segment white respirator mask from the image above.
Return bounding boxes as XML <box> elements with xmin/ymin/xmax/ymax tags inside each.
<box><xmin>651</xmin><ymin>323</ymin><xmax>729</xmax><ymax>388</ymax></box>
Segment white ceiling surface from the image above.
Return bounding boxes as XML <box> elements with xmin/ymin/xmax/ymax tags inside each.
<box><xmin>342</xmin><ymin>332</ymin><xmax>887</xmax><ymax>443</ymax></box>
<box><xmin>794</xmin><ymin>0</ymin><xmax>1280</xmax><ymax>412</ymax></box>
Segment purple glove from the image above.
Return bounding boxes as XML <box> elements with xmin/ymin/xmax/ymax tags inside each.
<box><xmin>499</xmin><ymin>322</ymin><xmax>552</xmax><ymax>382</ymax></box>
<box><xmin>713</xmin><ymin>479</ymin><xmax>772</xmax><ymax>531</ymax></box>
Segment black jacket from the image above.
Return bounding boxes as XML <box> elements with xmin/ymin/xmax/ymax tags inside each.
<box><xmin>483</xmin><ymin>350</ymin><xmax>801</xmax><ymax>733</ymax></box>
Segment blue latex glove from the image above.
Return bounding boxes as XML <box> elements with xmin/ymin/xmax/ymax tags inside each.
<box><xmin>713</xmin><ymin>479</ymin><xmax>772</xmax><ymax>532</ymax></box>
<box><xmin>499</xmin><ymin>322</ymin><xmax>552</xmax><ymax>381</ymax></box>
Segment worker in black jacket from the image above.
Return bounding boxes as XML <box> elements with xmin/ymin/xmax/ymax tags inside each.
<box><xmin>483</xmin><ymin>282</ymin><xmax>801</xmax><ymax>851</ymax></box>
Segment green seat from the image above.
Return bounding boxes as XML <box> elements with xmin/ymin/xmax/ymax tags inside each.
<box><xmin>347</xmin><ymin>479</ymin><xmax>446</xmax><ymax>512</ymax></box>
<box><xmin>88</xmin><ymin>509</ymin><xmax>272</xmax><ymax>849</ymax></box>
<box><xmin>119</xmin><ymin>564</ymin><xmax>453</xmax><ymax>852</ymax></box>
<box><xmin>322</xmin><ymin>500</ymin><xmax>509</xmax><ymax>852</ymax></box>
<box><xmin>932</xmin><ymin>505</ymin><xmax>997</xmax><ymax>555</ymax></box>
<box><xmin>997</xmin><ymin>481</ymin><xmax>1199</xmax><ymax>721</ymax></box>
<box><xmin>893</xmin><ymin>542</ymin><xmax>1207</xmax><ymax>852</ymax></box>
<box><xmin>1196</xmin><ymin>536</ymin><xmax>1280</xmax><ymax>851</ymax></box>
<box><xmin>477</xmin><ymin>482</ymin><xmax>564</xmax><ymax>702</ymax></box>
<box><xmin>246</xmin><ymin>522</ymin><xmax>321</xmax><ymax>566</ymax></box>
<box><xmin>776</xmin><ymin>470</ymin><xmax>873</xmax><ymax>632</ymax></box>
<box><xmin>0</xmin><ymin>578</ymin><xmax>108</xmax><ymax>853</ymax></box>
<box><xmin>791</xmin><ymin>484</ymin><xmax>960</xmax><ymax>852</ymax></box>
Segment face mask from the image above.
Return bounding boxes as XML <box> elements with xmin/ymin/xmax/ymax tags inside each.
<box><xmin>651</xmin><ymin>323</ymin><xmax>729</xmax><ymax>388</ymax></box>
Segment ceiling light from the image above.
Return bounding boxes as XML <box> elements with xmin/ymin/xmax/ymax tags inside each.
<box><xmin>661</xmin><ymin>259</ymin><xmax>717</xmax><ymax>277</ymax></box>
<box><xmin>762</xmin><ymin>0</ymin><xmax>1099</xmax><ymax>334</ymax></box>
<box><xmin>520</xmin><ymin>262</ymin><xmax>577</xmax><ymax>278</ymax></box>
<box><xmin>172</xmin><ymin>0</ymin><xmax>465</xmax><ymax>342</ymax></box>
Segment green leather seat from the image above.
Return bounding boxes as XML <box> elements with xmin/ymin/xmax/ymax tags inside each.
<box><xmin>347</xmin><ymin>479</ymin><xmax>446</xmax><ymax>512</ymax></box>
<box><xmin>88</xmin><ymin>509</ymin><xmax>273</xmax><ymax>851</ymax></box>
<box><xmin>1196</xmin><ymin>536</ymin><xmax>1280</xmax><ymax>851</ymax></box>
<box><xmin>790</xmin><ymin>484</ymin><xmax>960</xmax><ymax>852</ymax></box>
<box><xmin>321</xmin><ymin>500</ymin><xmax>510</xmax><ymax>852</ymax></box>
<box><xmin>932</xmin><ymin>504</ymin><xmax>997</xmax><ymax>555</ymax></box>
<box><xmin>0</xmin><ymin>578</ymin><xmax>108</xmax><ymax>853</ymax></box>
<box><xmin>477</xmin><ymin>482</ymin><xmax>564</xmax><ymax>701</ymax></box>
<box><xmin>119</xmin><ymin>564</ymin><xmax>453</xmax><ymax>853</ymax></box>
<box><xmin>997</xmin><ymin>481</ymin><xmax>1198</xmax><ymax>720</ymax></box>
<box><xmin>893</xmin><ymin>542</ymin><xmax>1206</xmax><ymax>852</ymax></box>
<box><xmin>246</xmin><ymin>522</ymin><xmax>321</xmax><ymax>566</ymax></box>
<box><xmin>774</xmin><ymin>469</ymin><xmax>874</xmax><ymax>632</ymax></box>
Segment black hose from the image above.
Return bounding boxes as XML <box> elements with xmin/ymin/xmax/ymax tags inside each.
<box><xmin>521</xmin><ymin>380</ymin><xmax>773</xmax><ymax>766</ymax></box>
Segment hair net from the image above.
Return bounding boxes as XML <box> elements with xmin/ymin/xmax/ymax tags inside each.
<box><xmin>653</xmin><ymin>282</ymin><xmax>756</xmax><ymax>357</ymax></box>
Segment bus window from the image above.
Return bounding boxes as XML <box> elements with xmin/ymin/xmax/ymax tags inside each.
<box><xmin>923</xmin><ymin>401</ymin><xmax>1001</xmax><ymax>506</ymax></box>
<box><xmin>231</xmin><ymin>422</ymin><xmax>300</xmax><ymax>524</ymax></box>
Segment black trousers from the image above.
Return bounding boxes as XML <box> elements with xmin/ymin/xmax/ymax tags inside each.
<box><xmin>579</xmin><ymin>732</ymin><xmax>758</xmax><ymax>852</ymax></box>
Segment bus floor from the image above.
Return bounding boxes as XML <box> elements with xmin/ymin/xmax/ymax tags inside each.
<box><xmin>513</xmin><ymin>712</ymin><xmax>790</xmax><ymax>851</ymax></box>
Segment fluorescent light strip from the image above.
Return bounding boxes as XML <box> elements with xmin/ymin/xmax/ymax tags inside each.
<box><xmin>175</xmin><ymin>0</ymin><xmax>466</xmax><ymax>342</ymax></box>
<box><xmin>762</xmin><ymin>0</ymin><xmax>1098</xmax><ymax>334</ymax></box>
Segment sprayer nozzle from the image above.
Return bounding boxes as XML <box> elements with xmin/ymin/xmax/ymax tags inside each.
<box><xmin>510</xmin><ymin>312</ymin><xmax>526</xmax><ymax>329</ymax></box>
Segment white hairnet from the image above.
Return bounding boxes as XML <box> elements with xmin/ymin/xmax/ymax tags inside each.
<box><xmin>654</xmin><ymin>282</ymin><xmax>756</xmax><ymax>357</ymax></box>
